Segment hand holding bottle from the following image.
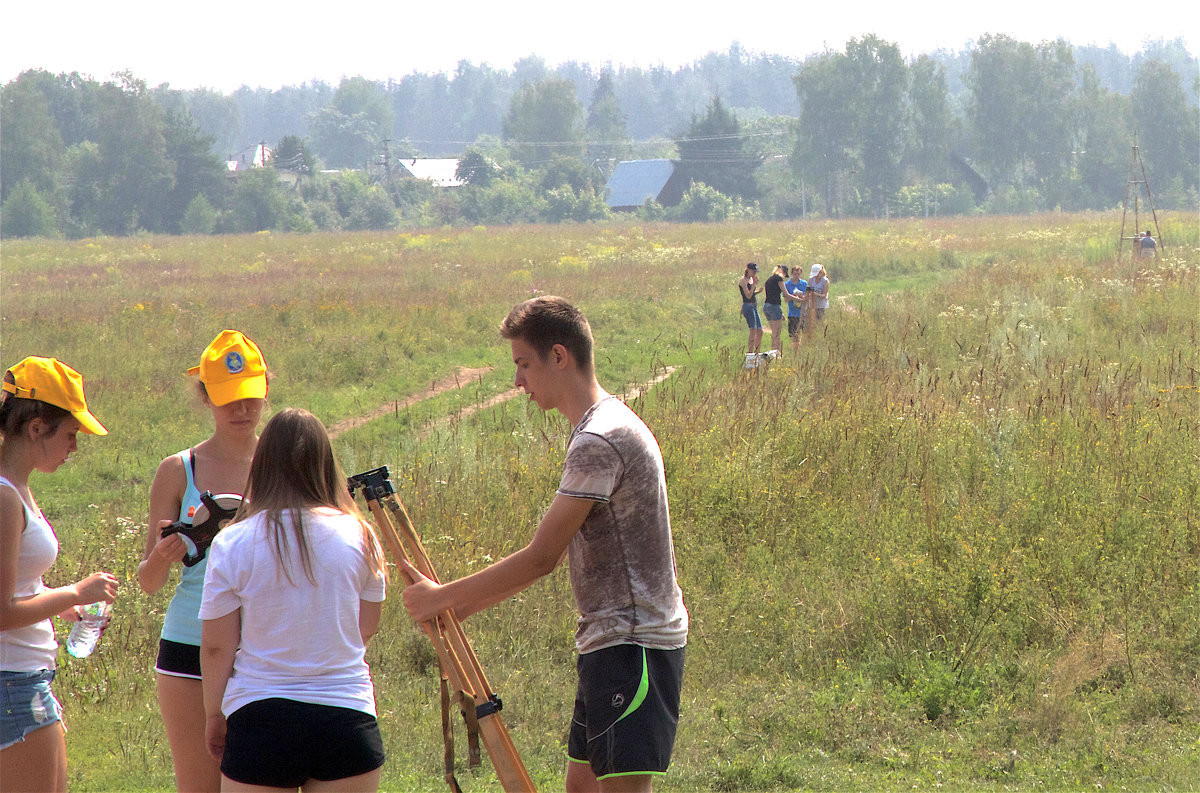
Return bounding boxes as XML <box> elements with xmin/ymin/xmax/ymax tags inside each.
<box><xmin>65</xmin><ymin>572</ymin><xmax>118</xmax><ymax>659</ymax></box>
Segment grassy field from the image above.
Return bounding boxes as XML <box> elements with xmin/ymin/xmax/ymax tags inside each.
<box><xmin>2</xmin><ymin>213</ymin><xmax>1197</xmax><ymax>791</ymax></box>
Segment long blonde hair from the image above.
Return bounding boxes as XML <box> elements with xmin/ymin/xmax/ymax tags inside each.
<box><xmin>235</xmin><ymin>408</ymin><xmax>386</xmax><ymax>585</ymax></box>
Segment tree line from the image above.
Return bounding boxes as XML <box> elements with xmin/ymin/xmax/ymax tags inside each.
<box><xmin>2</xmin><ymin>36</ymin><xmax>1196</xmax><ymax>237</ymax></box>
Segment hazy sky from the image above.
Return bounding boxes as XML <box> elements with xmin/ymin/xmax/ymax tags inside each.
<box><xmin>5</xmin><ymin>0</ymin><xmax>1195</xmax><ymax>93</ymax></box>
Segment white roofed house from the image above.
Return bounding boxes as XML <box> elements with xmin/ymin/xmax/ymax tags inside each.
<box><xmin>395</xmin><ymin>158</ymin><xmax>465</xmax><ymax>187</ymax></box>
<box><xmin>226</xmin><ymin>142</ymin><xmax>272</xmax><ymax>173</ymax></box>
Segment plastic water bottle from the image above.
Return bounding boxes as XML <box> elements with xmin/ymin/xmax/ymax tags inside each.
<box><xmin>66</xmin><ymin>601</ymin><xmax>112</xmax><ymax>658</ymax></box>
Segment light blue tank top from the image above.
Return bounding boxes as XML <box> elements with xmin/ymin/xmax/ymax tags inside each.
<box><xmin>160</xmin><ymin>449</ymin><xmax>208</xmax><ymax>646</ymax></box>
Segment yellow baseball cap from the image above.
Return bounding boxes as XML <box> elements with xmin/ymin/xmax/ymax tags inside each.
<box><xmin>187</xmin><ymin>330</ymin><xmax>268</xmax><ymax>407</ymax></box>
<box><xmin>3</xmin><ymin>356</ymin><xmax>108</xmax><ymax>435</ymax></box>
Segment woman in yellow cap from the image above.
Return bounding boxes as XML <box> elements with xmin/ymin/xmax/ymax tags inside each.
<box><xmin>1</xmin><ymin>357</ymin><xmax>119</xmax><ymax>792</ymax></box>
<box><xmin>136</xmin><ymin>331</ymin><xmax>268</xmax><ymax>793</ymax></box>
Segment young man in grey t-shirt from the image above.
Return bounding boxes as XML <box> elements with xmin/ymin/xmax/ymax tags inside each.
<box><xmin>402</xmin><ymin>296</ymin><xmax>688</xmax><ymax>792</ymax></box>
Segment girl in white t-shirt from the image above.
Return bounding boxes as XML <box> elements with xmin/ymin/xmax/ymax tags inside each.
<box><xmin>199</xmin><ymin>407</ymin><xmax>388</xmax><ymax>792</ymax></box>
<box><xmin>1</xmin><ymin>357</ymin><xmax>118</xmax><ymax>793</ymax></box>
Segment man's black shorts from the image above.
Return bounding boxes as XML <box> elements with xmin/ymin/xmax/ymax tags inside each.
<box><xmin>567</xmin><ymin>644</ymin><xmax>685</xmax><ymax>780</ymax></box>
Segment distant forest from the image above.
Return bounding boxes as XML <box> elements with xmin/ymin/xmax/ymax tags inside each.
<box><xmin>2</xmin><ymin>36</ymin><xmax>1197</xmax><ymax>237</ymax></box>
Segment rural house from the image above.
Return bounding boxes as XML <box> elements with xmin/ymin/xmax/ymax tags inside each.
<box><xmin>604</xmin><ymin>159</ymin><xmax>687</xmax><ymax>211</ymax></box>
<box><xmin>395</xmin><ymin>158</ymin><xmax>465</xmax><ymax>187</ymax></box>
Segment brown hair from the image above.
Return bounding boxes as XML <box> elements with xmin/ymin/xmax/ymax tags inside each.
<box><xmin>0</xmin><ymin>371</ymin><xmax>72</xmax><ymax>438</ymax></box>
<box><xmin>235</xmin><ymin>408</ymin><xmax>386</xmax><ymax>586</ymax></box>
<box><xmin>499</xmin><ymin>296</ymin><xmax>594</xmax><ymax>373</ymax></box>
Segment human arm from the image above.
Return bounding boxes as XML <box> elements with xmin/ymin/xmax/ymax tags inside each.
<box><xmin>401</xmin><ymin>493</ymin><xmax>595</xmax><ymax>623</ymax></box>
<box><xmin>200</xmin><ymin>608</ymin><xmax>241</xmax><ymax>762</ymax></box>
<box><xmin>359</xmin><ymin>599</ymin><xmax>382</xmax><ymax>643</ymax></box>
<box><xmin>0</xmin><ymin>488</ymin><xmax>118</xmax><ymax>631</ymax></box>
<box><xmin>137</xmin><ymin>454</ymin><xmax>188</xmax><ymax>594</ymax></box>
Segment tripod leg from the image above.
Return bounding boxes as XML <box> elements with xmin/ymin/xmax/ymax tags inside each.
<box><xmin>360</xmin><ymin>492</ymin><xmax>536</xmax><ymax>791</ymax></box>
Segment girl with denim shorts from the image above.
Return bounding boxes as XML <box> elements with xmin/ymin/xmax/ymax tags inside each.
<box><xmin>1</xmin><ymin>357</ymin><xmax>118</xmax><ymax>793</ymax></box>
<box><xmin>738</xmin><ymin>263</ymin><xmax>764</xmax><ymax>354</ymax></box>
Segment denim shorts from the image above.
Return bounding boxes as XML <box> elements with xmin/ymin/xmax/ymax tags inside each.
<box><xmin>741</xmin><ymin>303</ymin><xmax>762</xmax><ymax>329</ymax></box>
<box><xmin>763</xmin><ymin>303</ymin><xmax>784</xmax><ymax>322</ymax></box>
<box><xmin>1</xmin><ymin>669</ymin><xmax>63</xmax><ymax>750</ymax></box>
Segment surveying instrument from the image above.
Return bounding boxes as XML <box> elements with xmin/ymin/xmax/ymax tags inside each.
<box><xmin>348</xmin><ymin>466</ymin><xmax>536</xmax><ymax>793</ymax></box>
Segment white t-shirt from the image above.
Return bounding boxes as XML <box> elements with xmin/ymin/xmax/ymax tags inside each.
<box><xmin>559</xmin><ymin>397</ymin><xmax>688</xmax><ymax>654</ymax></box>
<box><xmin>199</xmin><ymin>507</ymin><xmax>386</xmax><ymax>717</ymax></box>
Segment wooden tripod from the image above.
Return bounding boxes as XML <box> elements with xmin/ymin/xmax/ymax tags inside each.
<box><xmin>1118</xmin><ymin>143</ymin><xmax>1164</xmax><ymax>263</ymax></box>
<box><xmin>349</xmin><ymin>466</ymin><xmax>536</xmax><ymax>793</ymax></box>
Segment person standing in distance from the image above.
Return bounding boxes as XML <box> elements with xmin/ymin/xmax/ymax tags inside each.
<box><xmin>807</xmin><ymin>264</ymin><xmax>830</xmax><ymax>338</ymax></box>
<box><xmin>783</xmin><ymin>266</ymin><xmax>809</xmax><ymax>355</ymax></box>
<box><xmin>137</xmin><ymin>330</ymin><xmax>269</xmax><ymax>793</ymax></box>
<box><xmin>738</xmin><ymin>262</ymin><xmax>764</xmax><ymax>355</ymax></box>
<box><xmin>1</xmin><ymin>357</ymin><xmax>118</xmax><ymax>793</ymax></box>
<box><xmin>762</xmin><ymin>265</ymin><xmax>788</xmax><ymax>356</ymax></box>
<box><xmin>1139</xmin><ymin>230</ymin><xmax>1157</xmax><ymax>259</ymax></box>
<box><xmin>402</xmin><ymin>296</ymin><xmax>688</xmax><ymax>793</ymax></box>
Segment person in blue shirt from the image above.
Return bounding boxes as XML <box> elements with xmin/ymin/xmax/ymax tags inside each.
<box><xmin>1139</xmin><ymin>231</ymin><xmax>1157</xmax><ymax>259</ymax></box>
<box><xmin>783</xmin><ymin>266</ymin><xmax>809</xmax><ymax>355</ymax></box>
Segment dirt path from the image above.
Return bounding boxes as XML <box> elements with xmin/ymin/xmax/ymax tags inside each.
<box><xmin>329</xmin><ymin>365</ymin><xmax>679</xmax><ymax>441</ymax></box>
<box><xmin>327</xmin><ymin>366</ymin><xmax>493</xmax><ymax>440</ymax></box>
<box><xmin>836</xmin><ymin>293</ymin><xmax>864</xmax><ymax>315</ymax></box>
<box><xmin>416</xmin><ymin>365</ymin><xmax>679</xmax><ymax>439</ymax></box>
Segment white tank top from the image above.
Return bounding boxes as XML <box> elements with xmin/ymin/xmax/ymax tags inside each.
<box><xmin>0</xmin><ymin>475</ymin><xmax>60</xmax><ymax>671</ymax></box>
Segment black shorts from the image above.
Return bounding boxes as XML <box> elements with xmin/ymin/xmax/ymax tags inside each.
<box><xmin>788</xmin><ymin>315</ymin><xmax>804</xmax><ymax>338</ymax></box>
<box><xmin>567</xmin><ymin>644</ymin><xmax>685</xmax><ymax>780</ymax></box>
<box><xmin>155</xmin><ymin>639</ymin><xmax>201</xmax><ymax>679</ymax></box>
<box><xmin>221</xmin><ymin>698</ymin><xmax>385</xmax><ymax>787</ymax></box>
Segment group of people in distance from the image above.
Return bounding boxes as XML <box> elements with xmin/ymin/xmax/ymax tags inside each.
<box><xmin>1135</xmin><ymin>230</ymin><xmax>1158</xmax><ymax>259</ymax></box>
<box><xmin>738</xmin><ymin>261</ymin><xmax>830</xmax><ymax>357</ymax></box>
<box><xmin>1</xmin><ymin>296</ymin><xmax>688</xmax><ymax>793</ymax></box>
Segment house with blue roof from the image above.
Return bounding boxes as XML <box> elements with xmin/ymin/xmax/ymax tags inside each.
<box><xmin>603</xmin><ymin>159</ymin><xmax>688</xmax><ymax>211</ymax></box>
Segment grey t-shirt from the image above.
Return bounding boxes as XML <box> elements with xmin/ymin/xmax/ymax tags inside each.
<box><xmin>558</xmin><ymin>396</ymin><xmax>689</xmax><ymax>654</ymax></box>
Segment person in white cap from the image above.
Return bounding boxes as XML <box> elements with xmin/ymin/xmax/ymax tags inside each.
<box><xmin>137</xmin><ymin>330</ymin><xmax>269</xmax><ymax>793</ymax></box>
<box><xmin>1</xmin><ymin>356</ymin><xmax>118</xmax><ymax>793</ymax></box>
<box><xmin>807</xmin><ymin>264</ymin><xmax>830</xmax><ymax>337</ymax></box>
